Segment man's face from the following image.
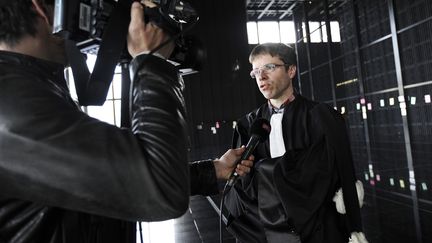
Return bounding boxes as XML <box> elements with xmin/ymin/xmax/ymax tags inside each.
<box><xmin>250</xmin><ymin>54</ymin><xmax>295</xmax><ymax>103</ymax></box>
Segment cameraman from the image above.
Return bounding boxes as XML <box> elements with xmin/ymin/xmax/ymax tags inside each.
<box><xmin>0</xmin><ymin>0</ymin><xmax>252</xmax><ymax>242</ymax></box>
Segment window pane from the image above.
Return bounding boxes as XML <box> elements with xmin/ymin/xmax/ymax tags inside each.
<box><xmin>78</xmin><ymin>53</ymin><xmax>121</xmax><ymax>127</ymax></box>
<box><xmin>247</xmin><ymin>21</ymin><xmax>259</xmax><ymax>44</ymax></box>
<box><xmin>279</xmin><ymin>21</ymin><xmax>296</xmax><ymax>44</ymax></box>
<box><xmin>107</xmin><ymin>82</ymin><xmax>114</xmax><ymax>100</ymax></box>
<box><xmin>86</xmin><ymin>54</ymin><xmax>97</xmax><ymax>72</ymax></box>
<box><xmin>112</xmin><ymin>73</ymin><xmax>122</xmax><ymax>99</ymax></box>
<box><xmin>87</xmin><ymin>101</ymin><xmax>116</xmax><ymax>125</ymax></box>
<box><xmin>330</xmin><ymin>21</ymin><xmax>341</xmax><ymax>42</ymax></box>
<box><xmin>302</xmin><ymin>22</ymin><xmax>308</xmax><ymax>42</ymax></box>
<box><xmin>137</xmin><ymin>220</ymin><xmax>175</xmax><ymax>243</ymax></box>
<box><xmin>321</xmin><ymin>21</ymin><xmax>328</xmax><ymax>42</ymax></box>
<box><xmin>114</xmin><ymin>100</ymin><xmax>121</xmax><ymax>127</ymax></box>
<box><xmin>309</xmin><ymin>21</ymin><xmax>321</xmax><ymax>43</ymax></box>
<box><xmin>257</xmin><ymin>21</ymin><xmax>280</xmax><ymax>43</ymax></box>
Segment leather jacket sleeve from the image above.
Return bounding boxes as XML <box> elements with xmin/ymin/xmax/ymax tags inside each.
<box><xmin>189</xmin><ymin>160</ymin><xmax>219</xmax><ymax>196</ymax></box>
<box><xmin>0</xmin><ymin>54</ymin><xmax>189</xmax><ymax>222</ymax></box>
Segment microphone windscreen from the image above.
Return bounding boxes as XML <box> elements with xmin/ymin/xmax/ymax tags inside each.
<box><xmin>249</xmin><ymin>118</ymin><xmax>271</xmax><ymax>142</ymax></box>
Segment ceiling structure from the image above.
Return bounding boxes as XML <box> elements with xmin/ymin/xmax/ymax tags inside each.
<box><xmin>245</xmin><ymin>0</ymin><xmax>349</xmax><ymax>21</ymax></box>
<box><xmin>245</xmin><ymin>0</ymin><xmax>302</xmax><ymax>21</ymax></box>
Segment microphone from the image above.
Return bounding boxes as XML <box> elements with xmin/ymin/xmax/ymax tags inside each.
<box><xmin>225</xmin><ymin>118</ymin><xmax>271</xmax><ymax>188</ymax></box>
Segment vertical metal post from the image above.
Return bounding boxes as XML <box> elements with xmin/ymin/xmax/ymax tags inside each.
<box><xmin>387</xmin><ymin>0</ymin><xmax>422</xmax><ymax>242</ymax></box>
<box><xmin>350</xmin><ymin>1</ymin><xmax>381</xmax><ymax>239</ymax></box>
<box><xmin>292</xmin><ymin>9</ymin><xmax>303</xmax><ymax>94</ymax></box>
<box><xmin>303</xmin><ymin>2</ymin><xmax>315</xmax><ymax>100</ymax></box>
<box><xmin>350</xmin><ymin>0</ymin><xmax>372</xmax><ymax>164</ymax></box>
<box><xmin>323</xmin><ymin>0</ymin><xmax>337</xmax><ymax>107</ymax></box>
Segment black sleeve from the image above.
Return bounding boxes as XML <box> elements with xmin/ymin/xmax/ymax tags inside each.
<box><xmin>189</xmin><ymin>160</ymin><xmax>219</xmax><ymax>196</ymax></box>
<box><xmin>311</xmin><ymin>104</ymin><xmax>363</xmax><ymax>232</ymax></box>
<box><xmin>0</xmin><ymin>54</ymin><xmax>189</xmax><ymax>222</ymax></box>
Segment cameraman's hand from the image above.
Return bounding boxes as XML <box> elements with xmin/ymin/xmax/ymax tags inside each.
<box><xmin>127</xmin><ymin>1</ymin><xmax>174</xmax><ymax>58</ymax></box>
<box><xmin>214</xmin><ymin>147</ymin><xmax>254</xmax><ymax>180</ymax></box>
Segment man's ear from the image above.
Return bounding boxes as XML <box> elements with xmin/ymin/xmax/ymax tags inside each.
<box><xmin>31</xmin><ymin>0</ymin><xmax>53</xmax><ymax>26</ymax></box>
<box><xmin>288</xmin><ymin>65</ymin><xmax>297</xmax><ymax>79</ymax></box>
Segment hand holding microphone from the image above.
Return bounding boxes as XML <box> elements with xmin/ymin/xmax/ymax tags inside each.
<box><xmin>214</xmin><ymin>147</ymin><xmax>254</xmax><ymax>180</ymax></box>
<box><xmin>225</xmin><ymin>118</ymin><xmax>271</xmax><ymax>188</ymax></box>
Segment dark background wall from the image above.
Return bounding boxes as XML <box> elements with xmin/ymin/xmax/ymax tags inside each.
<box><xmin>290</xmin><ymin>0</ymin><xmax>432</xmax><ymax>242</ymax></box>
<box><xmin>183</xmin><ymin>0</ymin><xmax>263</xmax><ymax>161</ymax></box>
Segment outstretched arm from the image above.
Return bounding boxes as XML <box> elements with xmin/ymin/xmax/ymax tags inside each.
<box><xmin>214</xmin><ymin>147</ymin><xmax>253</xmax><ymax>180</ymax></box>
<box><xmin>189</xmin><ymin>147</ymin><xmax>254</xmax><ymax>196</ymax></box>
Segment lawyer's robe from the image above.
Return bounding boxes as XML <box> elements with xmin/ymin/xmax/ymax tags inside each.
<box><xmin>225</xmin><ymin>95</ymin><xmax>362</xmax><ymax>243</ymax></box>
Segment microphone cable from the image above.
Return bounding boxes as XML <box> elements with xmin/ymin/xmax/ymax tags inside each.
<box><xmin>219</xmin><ymin>181</ymin><xmax>233</xmax><ymax>243</ymax></box>
<box><xmin>217</xmin><ymin>118</ymin><xmax>271</xmax><ymax>243</ymax></box>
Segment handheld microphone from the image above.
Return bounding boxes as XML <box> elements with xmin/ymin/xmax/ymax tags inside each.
<box><xmin>225</xmin><ymin>118</ymin><xmax>271</xmax><ymax>188</ymax></box>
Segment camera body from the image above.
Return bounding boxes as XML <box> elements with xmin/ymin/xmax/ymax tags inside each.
<box><xmin>54</xmin><ymin>0</ymin><xmax>115</xmax><ymax>54</ymax></box>
<box><xmin>53</xmin><ymin>0</ymin><xmax>201</xmax><ymax>106</ymax></box>
<box><xmin>53</xmin><ymin>0</ymin><xmax>199</xmax><ymax>54</ymax></box>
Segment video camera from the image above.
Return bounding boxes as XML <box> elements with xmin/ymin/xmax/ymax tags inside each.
<box><xmin>53</xmin><ymin>0</ymin><xmax>199</xmax><ymax>54</ymax></box>
<box><xmin>53</xmin><ymin>0</ymin><xmax>202</xmax><ymax>106</ymax></box>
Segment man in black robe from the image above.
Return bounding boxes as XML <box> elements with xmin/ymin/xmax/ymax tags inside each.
<box><xmin>224</xmin><ymin>43</ymin><xmax>368</xmax><ymax>243</ymax></box>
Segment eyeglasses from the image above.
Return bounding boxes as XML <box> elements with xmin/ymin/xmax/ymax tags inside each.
<box><xmin>250</xmin><ymin>63</ymin><xmax>289</xmax><ymax>79</ymax></box>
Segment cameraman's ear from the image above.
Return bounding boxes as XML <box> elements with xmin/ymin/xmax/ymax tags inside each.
<box><xmin>31</xmin><ymin>0</ymin><xmax>53</xmax><ymax>26</ymax></box>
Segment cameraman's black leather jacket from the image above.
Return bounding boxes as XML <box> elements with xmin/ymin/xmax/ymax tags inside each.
<box><xmin>0</xmin><ymin>51</ymin><xmax>194</xmax><ymax>242</ymax></box>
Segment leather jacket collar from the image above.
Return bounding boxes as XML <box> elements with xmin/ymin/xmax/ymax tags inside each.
<box><xmin>0</xmin><ymin>50</ymin><xmax>67</xmax><ymax>90</ymax></box>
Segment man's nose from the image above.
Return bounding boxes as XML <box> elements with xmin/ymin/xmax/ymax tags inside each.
<box><xmin>256</xmin><ymin>70</ymin><xmax>267</xmax><ymax>80</ymax></box>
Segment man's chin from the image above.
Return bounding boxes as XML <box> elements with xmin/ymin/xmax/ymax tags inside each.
<box><xmin>261</xmin><ymin>92</ymin><xmax>272</xmax><ymax>100</ymax></box>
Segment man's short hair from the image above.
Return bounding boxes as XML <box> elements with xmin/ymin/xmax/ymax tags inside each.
<box><xmin>249</xmin><ymin>43</ymin><xmax>297</xmax><ymax>66</ymax></box>
<box><xmin>0</xmin><ymin>0</ymin><xmax>53</xmax><ymax>47</ymax></box>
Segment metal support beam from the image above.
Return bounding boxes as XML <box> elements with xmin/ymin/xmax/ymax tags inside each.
<box><xmin>349</xmin><ymin>0</ymin><xmax>378</xmax><ymax>233</ymax></box>
<box><xmin>279</xmin><ymin>2</ymin><xmax>297</xmax><ymax>19</ymax></box>
<box><xmin>292</xmin><ymin>9</ymin><xmax>302</xmax><ymax>94</ymax></box>
<box><xmin>387</xmin><ymin>0</ymin><xmax>422</xmax><ymax>242</ymax></box>
<box><xmin>303</xmin><ymin>2</ymin><xmax>315</xmax><ymax>100</ymax></box>
<box><xmin>257</xmin><ymin>0</ymin><xmax>275</xmax><ymax>19</ymax></box>
<box><xmin>324</xmin><ymin>0</ymin><xmax>337</xmax><ymax>107</ymax></box>
<box><xmin>350</xmin><ymin>0</ymin><xmax>370</xmax><ymax>153</ymax></box>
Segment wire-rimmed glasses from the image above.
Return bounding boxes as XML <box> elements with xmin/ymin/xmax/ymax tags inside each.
<box><xmin>250</xmin><ymin>63</ymin><xmax>289</xmax><ymax>79</ymax></box>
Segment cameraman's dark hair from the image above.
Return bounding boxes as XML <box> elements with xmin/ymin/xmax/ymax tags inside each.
<box><xmin>0</xmin><ymin>0</ymin><xmax>54</xmax><ymax>46</ymax></box>
<box><xmin>249</xmin><ymin>43</ymin><xmax>297</xmax><ymax>66</ymax></box>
